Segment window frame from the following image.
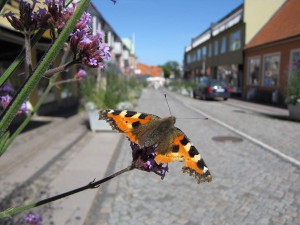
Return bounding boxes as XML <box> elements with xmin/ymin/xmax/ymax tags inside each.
<box><xmin>247</xmin><ymin>56</ymin><xmax>261</xmax><ymax>86</ymax></box>
<box><xmin>214</xmin><ymin>40</ymin><xmax>219</xmax><ymax>56</ymax></box>
<box><xmin>262</xmin><ymin>52</ymin><xmax>281</xmax><ymax>87</ymax></box>
<box><xmin>230</xmin><ymin>30</ymin><xmax>241</xmax><ymax>51</ymax></box>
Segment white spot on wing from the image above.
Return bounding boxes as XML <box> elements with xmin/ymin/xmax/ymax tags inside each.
<box><xmin>120</xmin><ymin>110</ymin><xmax>127</xmax><ymax>117</ymax></box>
<box><xmin>203</xmin><ymin>166</ymin><xmax>208</xmax><ymax>173</ymax></box>
<box><xmin>132</xmin><ymin>113</ymin><xmax>141</xmax><ymax>119</ymax></box>
<box><xmin>194</xmin><ymin>154</ymin><xmax>201</xmax><ymax>161</ymax></box>
<box><xmin>184</xmin><ymin>143</ymin><xmax>191</xmax><ymax>151</ymax></box>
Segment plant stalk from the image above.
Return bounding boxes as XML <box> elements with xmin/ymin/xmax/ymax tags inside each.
<box><xmin>0</xmin><ymin>0</ymin><xmax>91</xmax><ymax>139</ymax></box>
<box><xmin>0</xmin><ymin>166</ymin><xmax>134</xmax><ymax>218</ymax></box>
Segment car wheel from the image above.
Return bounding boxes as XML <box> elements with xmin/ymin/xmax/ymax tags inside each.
<box><xmin>193</xmin><ymin>91</ymin><xmax>197</xmax><ymax>99</ymax></box>
<box><xmin>223</xmin><ymin>97</ymin><xmax>228</xmax><ymax>101</ymax></box>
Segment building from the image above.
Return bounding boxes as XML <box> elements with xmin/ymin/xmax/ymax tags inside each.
<box><xmin>88</xmin><ymin>3</ymin><xmax>133</xmax><ymax>74</ymax></box>
<box><xmin>244</xmin><ymin>0</ymin><xmax>300</xmax><ymax>105</ymax></box>
<box><xmin>184</xmin><ymin>4</ymin><xmax>245</xmax><ymax>95</ymax></box>
<box><xmin>135</xmin><ymin>63</ymin><xmax>163</xmax><ymax>78</ymax></box>
<box><xmin>0</xmin><ymin>1</ymin><xmax>134</xmax><ymax>115</ymax></box>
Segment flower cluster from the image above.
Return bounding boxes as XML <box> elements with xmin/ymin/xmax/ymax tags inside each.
<box><xmin>69</xmin><ymin>17</ymin><xmax>111</xmax><ymax>68</ymax></box>
<box><xmin>0</xmin><ymin>84</ymin><xmax>29</xmax><ymax>115</ymax></box>
<box><xmin>35</xmin><ymin>0</ymin><xmax>76</xmax><ymax>34</ymax></box>
<box><xmin>4</xmin><ymin>0</ymin><xmax>39</xmax><ymax>34</ymax></box>
<box><xmin>24</xmin><ymin>213</ymin><xmax>42</xmax><ymax>225</ymax></box>
<box><xmin>4</xmin><ymin>0</ymin><xmax>111</xmax><ymax>69</ymax></box>
<box><xmin>130</xmin><ymin>142</ymin><xmax>169</xmax><ymax>180</ymax></box>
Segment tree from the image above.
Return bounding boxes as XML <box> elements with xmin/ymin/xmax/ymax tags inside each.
<box><xmin>160</xmin><ymin>61</ymin><xmax>181</xmax><ymax>78</ymax></box>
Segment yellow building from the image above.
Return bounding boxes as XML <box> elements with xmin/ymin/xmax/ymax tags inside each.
<box><xmin>243</xmin><ymin>0</ymin><xmax>286</xmax><ymax>44</ymax></box>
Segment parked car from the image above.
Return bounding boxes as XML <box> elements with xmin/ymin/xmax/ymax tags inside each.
<box><xmin>193</xmin><ymin>77</ymin><xmax>231</xmax><ymax>100</ymax></box>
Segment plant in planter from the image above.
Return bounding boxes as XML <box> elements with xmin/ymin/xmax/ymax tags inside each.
<box><xmin>80</xmin><ymin>66</ymin><xmax>145</xmax><ymax>131</ymax></box>
<box><xmin>286</xmin><ymin>68</ymin><xmax>300</xmax><ymax>120</ymax></box>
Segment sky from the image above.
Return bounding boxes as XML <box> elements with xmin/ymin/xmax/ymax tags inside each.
<box><xmin>95</xmin><ymin>0</ymin><xmax>243</xmax><ymax>66</ymax></box>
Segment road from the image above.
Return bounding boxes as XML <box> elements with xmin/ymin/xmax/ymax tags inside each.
<box><xmin>85</xmin><ymin>88</ymin><xmax>300</xmax><ymax>225</ymax></box>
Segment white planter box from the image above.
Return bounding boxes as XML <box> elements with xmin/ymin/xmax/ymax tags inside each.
<box><xmin>85</xmin><ymin>102</ymin><xmax>112</xmax><ymax>132</ymax></box>
<box><xmin>288</xmin><ymin>104</ymin><xmax>300</xmax><ymax>121</ymax></box>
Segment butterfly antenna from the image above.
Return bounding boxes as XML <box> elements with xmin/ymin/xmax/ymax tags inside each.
<box><xmin>164</xmin><ymin>94</ymin><xmax>172</xmax><ymax>116</ymax></box>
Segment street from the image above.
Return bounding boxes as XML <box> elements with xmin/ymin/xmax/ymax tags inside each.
<box><xmin>0</xmin><ymin>88</ymin><xmax>300</xmax><ymax>225</ymax></box>
<box><xmin>85</xmin><ymin>89</ymin><xmax>300</xmax><ymax>225</ymax></box>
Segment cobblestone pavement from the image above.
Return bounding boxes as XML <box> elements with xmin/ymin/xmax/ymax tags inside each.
<box><xmin>85</xmin><ymin>89</ymin><xmax>300</xmax><ymax>225</ymax></box>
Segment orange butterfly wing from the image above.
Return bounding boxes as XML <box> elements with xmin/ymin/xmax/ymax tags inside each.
<box><xmin>155</xmin><ymin>128</ymin><xmax>212</xmax><ymax>183</ymax></box>
<box><xmin>99</xmin><ymin>109</ymin><xmax>159</xmax><ymax>143</ymax></box>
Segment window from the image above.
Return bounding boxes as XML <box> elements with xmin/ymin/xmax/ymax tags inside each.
<box><xmin>230</xmin><ymin>30</ymin><xmax>241</xmax><ymax>51</ymax></box>
<box><xmin>221</xmin><ymin>37</ymin><xmax>226</xmax><ymax>54</ymax></box>
<box><xmin>208</xmin><ymin>44</ymin><xmax>212</xmax><ymax>57</ymax></box>
<box><xmin>263</xmin><ymin>53</ymin><xmax>280</xmax><ymax>87</ymax></box>
<box><xmin>214</xmin><ymin>40</ymin><xmax>218</xmax><ymax>56</ymax></box>
<box><xmin>290</xmin><ymin>49</ymin><xmax>300</xmax><ymax>73</ymax></box>
<box><xmin>197</xmin><ymin>48</ymin><xmax>202</xmax><ymax>61</ymax></box>
<box><xmin>248</xmin><ymin>56</ymin><xmax>260</xmax><ymax>85</ymax></box>
<box><xmin>187</xmin><ymin>54</ymin><xmax>191</xmax><ymax>64</ymax></box>
<box><xmin>202</xmin><ymin>46</ymin><xmax>207</xmax><ymax>59</ymax></box>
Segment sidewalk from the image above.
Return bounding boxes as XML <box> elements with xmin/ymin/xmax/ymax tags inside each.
<box><xmin>0</xmin><ymin>112</ymin><xmax>122</xmax><ymax>225</ymax></box>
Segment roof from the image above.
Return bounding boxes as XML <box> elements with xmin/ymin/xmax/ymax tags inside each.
<box><xmin>245</xmin><ymin>0</ymin><xmax>300</xmax><ymax>49</ymax></box>
<box><xmin>136</xmin><ymin>63</ymin><xmax>163</xmax><ymax>77</ymax></box>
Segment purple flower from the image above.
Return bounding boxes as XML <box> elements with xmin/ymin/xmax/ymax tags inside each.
<box><xmin>18</xmin><ymin>102</ymin><xmax>29</xmax><ymax>115</ymax></box>
<box><xmin>1</xmin><ymin>95</ymin><xmax>29</xmax><ymax>115</ymax></box>
<box><xmin>130</xmin><ymin>142</ymin><xmax>169</xmax><ymax>180</ymax></box>
<box><xmin>24</xmin><ymin>213</ymin><xmax>42</xmax><ymax>225</ymax></box>
<box><xmin>76</xmin><ymin>12</ymin><xmax>91</xmax><ymax>30</ymax></box>
<box><xmin>100</xmin><ymin>43</ymin><xmax>111</xmax><ymax>61</ymax></box>
<box><xmin>75</xmin><ymin>69</ymin><xmax>87</xmax><ymax>80</ymax></box>
<box><xmin>0</xmin><ymin>83</ymin><xmax>14</xmax><ymax>95</ymax></box>
<box><xmin>4</xmin><ymin>0</ymin><xmax>39</xmax><ymax>33</ymax></box>
<box><xmin>1</xmin><ymin>95</ymin><xmax>12</xmax><ymax>110</ymax></box>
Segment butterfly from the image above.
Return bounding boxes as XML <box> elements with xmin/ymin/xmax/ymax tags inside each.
<box><xmin>99</xmin><ymin>109</ymin><xmax>212</xmax><ymax>183</ymax></box>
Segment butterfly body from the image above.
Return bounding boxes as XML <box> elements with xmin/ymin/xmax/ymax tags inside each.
<box><xmin>99</xmin><ymin>109</ymin><xmax>212</xmax><ymax>183</ymax></box>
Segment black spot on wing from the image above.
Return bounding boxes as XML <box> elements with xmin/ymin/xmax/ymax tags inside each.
<box><xmin>132</xmin><ymin>121</ymin><xmax>140</xmax><ymax>128</ymax></box>
<box><xmin>138</xmin><ymin>113</ymin><xmax>147</xmax><ymax>119</ymax></box>
<box><xmin>172</xmin><ymin>145</ymin><xmax>179</xmax><ymax>152</ymax></box>
<box><xmin>189</xmin><ymin>146</ymin><xmax>199</xmax><ymax>157</ymax></box>
<box><xmin>125</xmin><ymin>111</ymin><xmax>137</xmax><ymax>117</ymax></box>
<box><xmin>197</xmin><ymin>158</ymin><xmax>206</xmax><ymax>171</ymax></box>
<box><xmin>112</xmin><ymin>110</ymin><xmax>121</xmax><ymax>115</ymax></box>
<box><xmin>180</xmin><ymin>137</ymin><xmax>189</xmax><ymax>146</ymax></box>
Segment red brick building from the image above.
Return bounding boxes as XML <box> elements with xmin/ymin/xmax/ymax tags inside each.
<box><xmin>244</xmin><ymin>0</ymin><xmax>300</xmax><ymax>105</ymax></box>
<box><xmin>136</xmin><ymin>63</ymin><xmax>163</xmax><ymax>78</ymax></box>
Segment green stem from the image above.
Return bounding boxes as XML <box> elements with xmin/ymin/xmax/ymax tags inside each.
<box><xmin>0</xmin><ymin>0</ymin><xmax>91</xmax><ymax>139</ymax></box>
<box><xmin>2</xmin><ymin>83</ymin><xmax>53</xmax><ymax>152</ymax></box>
<box><xmin>0</xmin><ymin>166</ymin><xmax>133</xmax><ymax>218</ymax></box>
<box><xmin>24</xmin><ymin>32</ymin><xmax>33</xmax><ymax>77</ymax></box>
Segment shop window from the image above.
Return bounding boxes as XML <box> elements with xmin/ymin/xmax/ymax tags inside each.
<box><xmin>202</xmin><ymin>46</ymin><xmax>207</xmax><ymax>59</ymax></box>
<box><xmin>214</xmin><ymin>40</ymin><xmax>218</xmax><ymax>56</ymax></box>
<box><xmin>230</xmin><ymin>30</ymin><xmax>241</xmax><ymax>51</ymax></box>
<box><xmin>248</xmin><ymin>56</ymin><xmax>260</xmax><ymax>85</ymax></box>
<box><xmin>290</xmin><ymin>49</ymin><xmax>300</xmax><ymax>72</ymax></box>
<box><xmin>221</xmin><ymin>37</ymin><xmax>226</xmax><ymax>54</ymax></box>
<box><xmin>263</xmin><ymin>53</ymin><xmax>280</xmax><ymax>87</ymax></box>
